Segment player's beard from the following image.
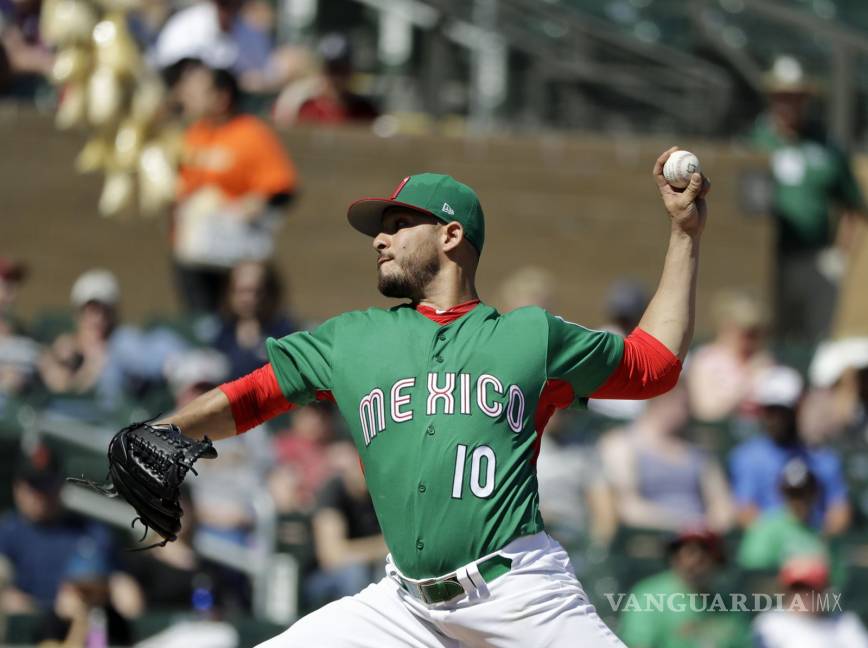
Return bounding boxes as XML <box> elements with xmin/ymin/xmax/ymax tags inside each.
<box><xmin>378</xmin><ymin>244</ymin><xmax>441</xmax><ymax>301</ymax></box>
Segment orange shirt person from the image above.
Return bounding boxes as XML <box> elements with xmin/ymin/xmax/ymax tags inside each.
<box><xmin>173</xmin><ymin>61</ymin><xmax>298</xmax><ymax>314</ymax></box>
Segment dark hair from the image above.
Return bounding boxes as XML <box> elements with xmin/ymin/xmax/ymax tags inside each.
<box><xmin>163</xmin><ymin>57</ymin><xmax>203</xmax><ymax>88</ymax></box>
<box><xmin>223</xmin><ymin>260</ymin><xmax>285</xmax><ymax>323</ymax></box>
<box><xmin>0</xmin><ymin>42</ymin><xmax>11</xmax><ymax>91</ymax></box>
<box><xmin>211</xmin><ymin>67</ymin><xmax>241</xmax><ymax>112</ymax></box>
<box><xmin>15</xmin><ymin>443</ymin><xmax>62</xmax><ymax>491</ymax></box>
<box><xmin>171</xmin><ymin>59</ymin><xmax>241</xmax><ymax>112</ymax></box>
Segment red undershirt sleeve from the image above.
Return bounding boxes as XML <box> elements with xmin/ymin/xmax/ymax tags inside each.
<box><xmin>219</xmin><ymin>363</ymin><xmax>294</xmax><ymax>434</ymax></box>
<box><xmin>590</xmin><ymin>328</ymin><xmax>682</xmax><ymax>400</ymax></box>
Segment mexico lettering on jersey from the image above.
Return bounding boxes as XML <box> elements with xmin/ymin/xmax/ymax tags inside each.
<box><xmin>266</xmin><ymin>303</ymin><xmax>623</xmax><ymax>579</ymax></box>
<box><xmin>358</xmin><ymin>373</ymin><xmax>526</xmax><ymax>446</ymax></box>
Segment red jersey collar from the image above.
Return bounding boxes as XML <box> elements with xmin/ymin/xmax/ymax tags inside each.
<box><xmin>416</xmin><ymin>299</ymin><xmax>481</xmax><ymax>325</ymax></box>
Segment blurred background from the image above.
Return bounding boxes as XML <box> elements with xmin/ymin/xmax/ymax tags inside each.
<box><xmin>2</xmin><ymin>0</ymin><xmax>868</xmax><ymax>646</ymax></box>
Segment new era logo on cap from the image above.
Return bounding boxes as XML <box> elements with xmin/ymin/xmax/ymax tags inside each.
<box><xmin>442</xmin><ymin>203</ymin><xmax>455</xmax><ymax>216</ymax></box>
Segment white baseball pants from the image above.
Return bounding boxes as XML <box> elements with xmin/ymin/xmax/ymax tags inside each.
<box><xmin>257</xmin><ymin>532</ymin><xmax>626</xmax><ymax>648</ymax></box>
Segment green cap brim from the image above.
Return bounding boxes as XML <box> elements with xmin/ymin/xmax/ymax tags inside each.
<box><xmin>347</xmin><ymin>198</ymin><xmax>440</xmax><ymax>237</ymax></box>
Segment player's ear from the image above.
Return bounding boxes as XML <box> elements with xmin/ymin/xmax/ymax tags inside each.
<box><xmin>441</xmin><ymin>221</ymin><xmax>465</xmax><ymax>253</ymax></box>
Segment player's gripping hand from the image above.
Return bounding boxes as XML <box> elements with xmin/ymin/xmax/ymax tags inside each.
<box><xmin>69</xmin><ymin>420</ymin><xmax>217</xmax><ymax>548</ymax></box>
<box><xmin>654</xmin><ymin>146</ymin><xmax>711</xmax><ymax>238</ymax></box>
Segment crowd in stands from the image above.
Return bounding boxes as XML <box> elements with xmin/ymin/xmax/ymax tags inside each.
<box><xmin>2</xmin><ymin>2</ymin><xmax>868</xmax><ymax>644</ymax></box>
<box><xmin>1</xmin><ymin>244</ymin><xmax>868</xmax><ymax>645</ymax></box>
<box><xmin>1</xmin><ymin>0</ymin><xmax>380</xmax><ymax>128</ymax></box>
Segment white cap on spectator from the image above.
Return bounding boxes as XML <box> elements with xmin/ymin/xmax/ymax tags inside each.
<box><xmin>164</xmin><ymin>349</ymin><xmax>229</xmax><ymax>393</ymax></box>
<box><xmin>70</xmin><ymin>269</ymin><xmax>120</xmax><ymax>308</ymax></box>
<box><xmin>753</xmin><ymin>365</ymin><xmax>804</xmax><ymax>408</ymax></box>
<box><xmin>809</xmin><ymin>338</ymin><xmax>868</xmax><ymax>388</ymax></box>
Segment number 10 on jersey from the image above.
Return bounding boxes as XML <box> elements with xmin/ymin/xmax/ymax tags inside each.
<box><xmin>452</xmin><ymin>444</ymin><xmax>496</xmax><ymax>499</ymax></box>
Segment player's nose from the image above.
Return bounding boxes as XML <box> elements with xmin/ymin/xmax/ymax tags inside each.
<box><xmin>373</xmin><ymin>232</ymin><xmax>389</xmax><ymax>251</ymax></box>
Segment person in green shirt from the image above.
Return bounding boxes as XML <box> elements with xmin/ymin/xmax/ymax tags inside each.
<box><xmin>749</xmin><ymin>56</ymin><xmax>865</xmax><ymax>342</ymax></box>
<box><xmin>619</xmin><ymin>530</ymin><xmax>751</xmax><ymax>648</ymax></box>
<box><xmin>147</xmin><ymin>149</ymin><xmax>710</xmax><ymax>647</ymax></box>
<box><xmin>738</xmin><ymin>457</ymin><xmax>842</xmax><ymax>585</ymax></box>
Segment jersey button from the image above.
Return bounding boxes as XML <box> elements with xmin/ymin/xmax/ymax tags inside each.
<box><xmin>434</xmin><ymin>355</ymin><xmax>444</xmax><ymax>363</ymax></box>
<box><xmin>426</xmin><ymin>425</ymin><xmax>435</xmax><ymax>436</ymax></box>
<box><xmin>416</xmin><ymin>540</ymin><xmax>424</xmax><ymax>550</ymax></box>
<box><xmin>418</xmin><ymin>483</ymin><xmax>426</xmax><ymax>493</ymax></box>
<box><xmin>437</xmin><ymin>333</ymin><xmax>446</xmax><ymax>342</ymax></box>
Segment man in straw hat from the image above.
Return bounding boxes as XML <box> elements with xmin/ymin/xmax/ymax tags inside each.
<box><xmin>750</xmin><ymin>55</ymin><xmax>866</xmax><ymax>343</ymax></box>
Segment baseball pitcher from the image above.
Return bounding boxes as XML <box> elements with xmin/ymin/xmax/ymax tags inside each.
<box><xmin>96</xmin><ymin>147</ymin><xmax>709</xmax><ymax>647</ymax></box>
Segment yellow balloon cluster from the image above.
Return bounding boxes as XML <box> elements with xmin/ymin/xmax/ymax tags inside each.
<box><xmin>41</xmin><ymin>0</ymin><xmax>181</xmax><ymax>217</ymax></box>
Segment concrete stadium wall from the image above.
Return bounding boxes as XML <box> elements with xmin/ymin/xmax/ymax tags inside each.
<box><xmin>1</xmin><ymin>107</ymin><xmax>776</xmax><ymax>336</ymax></box>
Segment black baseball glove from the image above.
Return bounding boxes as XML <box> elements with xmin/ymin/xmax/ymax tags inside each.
<box><xmin>70</xmin><ymin>420</ymin><xmax>217</xmax><ymax>549</ymax></box>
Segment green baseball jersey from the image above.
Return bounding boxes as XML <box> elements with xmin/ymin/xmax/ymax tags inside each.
<box><xmin>266</xmin><ymin>303</ymin><xmax>623</xmax><ymax>579</ymax></box>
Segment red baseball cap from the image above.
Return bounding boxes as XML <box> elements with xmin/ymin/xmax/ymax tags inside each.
<box><xmin>780</xmin><ymin>555</ymin><xmax>829</xmax><ymax>590</ymax></box>
<box><xmin>668</xmin><ymin>527</ymin><xmax>725</xmax><ymax>564</ymax></box>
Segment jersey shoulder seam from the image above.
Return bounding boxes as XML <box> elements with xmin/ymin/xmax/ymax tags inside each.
<box><xmin>541</xmin><ymin>308</ymin><xmax>552</xmax><ymax>382</ymax></box>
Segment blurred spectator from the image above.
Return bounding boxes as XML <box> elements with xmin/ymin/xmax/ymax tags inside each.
<box><xmin>151</xmin><ymin>0</ymin><xmax>279</xmax><ymax>92</ymax></box>
<box><xmin>601</xmin><ymin>277</ymin><xmax>649</xmax><ymax>336</ymax></box>
<box><xmin>111</xmin><ymin>490</ymin><xmax>243</xmax><ymax>617</ymax></box>
<box><xmin>165</xmin><ymin>348</ymin><xmax>229</xmax><ymax>409</ymax></box>
<box><xmin>0</xmin><ymin>257</ymin><xmax>27</xmax><ymax>335</ymax></box>
<box><xmin>807</xmin><ymin>337</ymin><xmax>868</xmax><ymax>443</ymax></box>
<box><xmin>274</xmin><ymin>403</ymin><xmax>340</xmax><ymax>510</ymax></box>
<box><xmin>0</xmin><ymin>258</ymin><xmax>39</xmax><ymax>398</ymax></box>
<box><xmin>127</xmin><ymin>0</ymin><xmax>173</xmax><ymax>51</ymax></box>
<box><xmin>38</xmin><ymin>269</ymin><xmax>188</xmax><ymax>411</ymax></box>
<box><xmin>728</xmin><ymin>365</ymin><xmax>851</xmax><ymax>534</ymax></box>
<box><xmin>173</xmin><ymin>62</ymin><xmax>297</xmax><ymax>314</ymax></box>
<box><xmin>599</xmin><ymin>385</ymin><xmax>735</xmax><ymax>532</ymax></box>
<box><xmin>0</xmin><ymin>0</ymin><xmax>52</xmax><ymax>94</ymax></box>
<box><xmin>165</xmin><ymin>348</ymin><xmax>271</xmax><ymax>546</ymax></box>
<box><xmin>273</xmin><ymin>33</ymin><xmax>378</xmax><ymax>127</ymax></box>
<box><xmin>0</xmin><ymin>555</ymin><xmax>10</xmax><ymax>637</ymax></box>
<box><xmin>212</xmin><ymin>260</ymin><xmax>296</xmax><ymax>379</ymax></box>
<box><xmin>0</xmin><ymin>34</ymin><xmax>7</xmax><ymax>90</ymax></box>
<box><xmin>38</xmin><ymin>542</ymin><xmax>132</xmax><ymax>647</ymax></box>
<box><xmin>752</xmin><ymin>555</ymin><xmax>868</xmax><ymax>647</ymax></box>
<box><xmin>536</xmin><ymin>409</ymin><xmax>616</xmax><ymax>549</ymax></box>
<box><xmin>305</xmin><ymin>441</ymin><xmax>386</xmax><ymax>608</ymax></box>
<box><xmin>686</xmin><ymin>289</ymin><xmax>773</xmax><ymax>422</ymax></box>
<box><xmin>589</xmin><ymin>278</ymin><xmax>649</xmax><ymax>420</ymax></box>
<box><xmin>852</xmin><ymin>358</ymin><xmax>868</xmax><ymax>441</ymax></box>
<box><xmin>0</xmin><ymin>444</ymin><xmax>114</xmax><ymax>612</ymax></box>
<box><xmin>618</xmin><ymin>529</ymin><xmax>750</xmax><ymax>648</ymax></box>
<box><xmin>750</xmin><ymin>56</ymin><xmax>866</xmax><ymax>342</ymax></box>
<box><xmin>268</xmin><ymin>466</ymin><xmax>315</xmax><ymax>574</ymax></box>
<box><xmin>495</xmin><ymin>265</ymin><xmax>556</xmax><ymax>313</ymax></box>
<box><xmin>737</xmin><ymin>459</ymin><xmax>833</xmax><ymax>573</ymax></box>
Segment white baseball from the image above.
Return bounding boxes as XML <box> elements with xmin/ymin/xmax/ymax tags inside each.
<box><xmin>663</xmin><ymin>150</ymin><xmax>701</xmax><ymax>189</ymax></box>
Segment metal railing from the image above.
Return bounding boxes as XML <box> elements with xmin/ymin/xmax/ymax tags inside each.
<box><xmin>691</xmin><ymin>0</ymin><xmax>868</xmax><ymax>146</ymax></box>
<box><xmin>319</xmin><ymin>0</ymin><xmax>868</xmax><ymax>138</ymax></box>
<box><xmin>340</xmin><ymin>0</ymin><xmax>734</xmax><ymax>132</ymax></box>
